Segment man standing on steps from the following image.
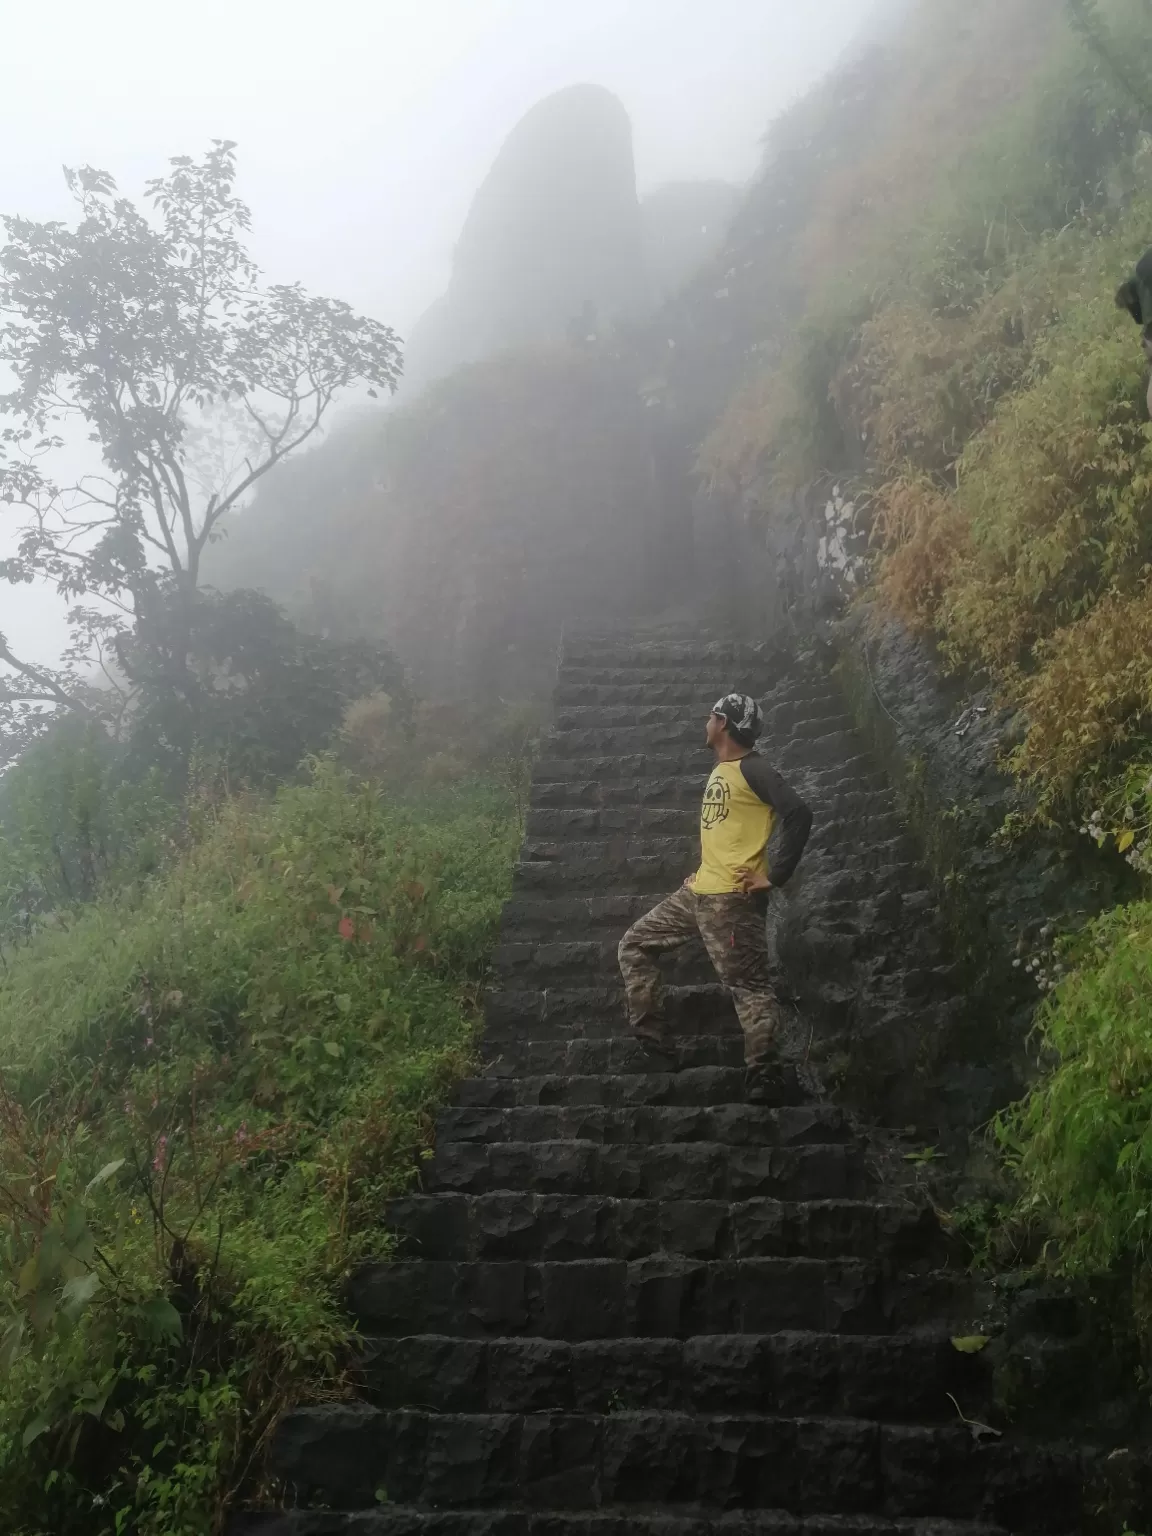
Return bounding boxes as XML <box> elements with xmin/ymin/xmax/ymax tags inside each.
<box><xmin>618</xmin><ymin>692</ymin><xmax>813</xmax><ymax>1103</ymax></box>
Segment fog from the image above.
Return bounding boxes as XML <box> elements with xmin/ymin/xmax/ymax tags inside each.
<box><xmin>1</xmin><ymin>0</ymin><xmax>882</xmax><ymax>668</ymax></box>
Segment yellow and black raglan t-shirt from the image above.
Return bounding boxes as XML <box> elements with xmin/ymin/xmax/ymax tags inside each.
<box><xmin>692</xmin><ymin>754</ymin><xmax>813</xmax><ymax>896</ymax></box>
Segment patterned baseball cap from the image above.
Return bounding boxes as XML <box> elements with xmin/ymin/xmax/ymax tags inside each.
<box><xmin>712</xmin><ymin>692</ymin><xmax>763</xmax><ymax>744</ymax></box>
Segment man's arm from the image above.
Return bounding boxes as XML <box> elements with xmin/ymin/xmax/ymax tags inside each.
<box><xmin>739</xmin><ymin>757</ymin><xmax>813</xmax><ymax>886</ymax></box>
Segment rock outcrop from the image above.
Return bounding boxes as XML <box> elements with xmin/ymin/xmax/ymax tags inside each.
<box><xmin>404</xmin><ymin>85</ymin><xmax>649</xmax><ymax>394</ymax></box>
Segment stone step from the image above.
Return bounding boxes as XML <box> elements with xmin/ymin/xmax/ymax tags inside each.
<box><xmin>266</xmin><ymin>1408</ymin><xmax>1084</xmax><ymax>1528</ymax></box>
<box><xmin>541</xmin><ymin>728</ymin><xmax>864</xmax><ymax>764</ymax></box>
<box><xmin>388</xmin><ymin>1194</ymin><xmax>936</xmax><ymax>1264</ymax></box>
<box><xmin>481</xmin><ymin>1032</ymin><xmax>747</xmax><ymax>1079</ymax></box>
<box><xmin>552</xmin><ymin>663</ymin><xmax>818</xmax><ymax>688</ymax></box>
<box><xmin>457</xmin><ymin>1068</ymin><xmax>753</xmax><ymax>1110</ymax></box>
<box><xmin>553</xmin><ymin>666</ymin><xmax>789</xmax><ymax>689</ymax></box>
<box><xmin>497</xmin><ymin>893</ymin><xmax>844</xmax><ymax>944</ymax></box>
<box><xmin>559</xmin><ymin>642</ymin><xmax>780</xmax><ymax>668</ymax></box>
<box><xmin>525</xmin><ymin>807</ymin><xmax>693</xmax><ymax>839</ymax></box>
<box><xmin>530</xmin><ymin>775</ymin><xmax>714</xmax><ymax>811</ymax></box>
<box><xmin>512</xmin><ymin>854</ymin><xmax>690</xmax><ymax>894</ymax></box>
<box><xmin>484</xmin><ymin>982</ymin><xmax>736</xmax><ymax>1036</ymax></box>
<box><xmin>488</xmin><ymin>983</ymin><xmax>731</xmax><ymax>1019</ymax></box>
<box><xmin>532</xmin><ymin>751</ymin><xmax>883</xmax><ymax>784</ymax></box>
<box><xmin>498</xmin><ymin>894</ymin><xmax>668</xmax><ymax>940</ymax></box>
<box><xmin>488</xmin><ymin>946</ymin><xmax>724</xmax><ymax>999</ymax></box>
<box><xmin>529</xmin><ymin>768</ymin><xmax>893</xmax><ymax>810</ymax></box>
<box><xmin>488</xmin><ymin>935</ymin><xmax>898</xmax><ymax>989</ymax></box>
<box><xmin>346</xmin><ymin>1258</ymin><xmax>973</xmax><ymax>1340</ymax></box>
<box><xmin>434</xmin><ymin>1103</ymin><xmax>854</xmax><ymax>1148</ymax></box>
<box><xmin>483</xmin><ymin>1011</ymin><xmax>733</xmax><ymax>1047</ymax></box>
<box><xmin>234</xmin><ymin>1513</ymin><xmax>1011</xmax><ymax>1536</ymax></box>
<box><xmin>523</xmin><ymin>836</ymin><xmax>696</xmax><ymax>861</ymax></box>
<box><xmin>544</xmin><ymin>725</ymin><xmax>717</xmax><ymax>757</ymax></box>
<box><xmin>357</xmin><ymin>1329</ymin><xmax>986</xmax><ymax>1420</ymax></box>
<box><xmin>510</xmin><ymin>855</ymin><xmax>918</xmax><ymax>898</ymax></box>
<box><xmin>422</xmin><ymin>1141</ymin><xmax>865</xmax><ymax>1202</ymax></box>
<box><xmin>522</xmin><ymin>806</ymin><xmax>901</xmax><ymax>845</ymax></box>
<box><xmin>554</xmin><ymin>682</ymin><xmax>778</xmax><ymax>707</ymax></box>
<box><xmin>552</xmin><ymin>706</ymin><xmax>712</xmax><ymax>732</ymax></box>
<box><xmin>534</xmin><ymin>754</ymin><xmax>711</xmax><ymax>784</ymax></box>
<box><xmin>552</xmin><ymin>706</ymin><xmax>858</xmax><ymax>739</ymax></box>
<box><xmin>231</xmin><ymin>1511</ymin><xmax>1009</xmax><ymax>1536</ymax></box>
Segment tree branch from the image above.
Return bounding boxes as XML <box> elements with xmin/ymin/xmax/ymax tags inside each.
<box><xmin>0</xmin><ymin>636</ymin><xmax>89</xmax><ymax>715</ymax></box>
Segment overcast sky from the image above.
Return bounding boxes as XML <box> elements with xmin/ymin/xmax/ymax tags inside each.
<box><xmin>1</xmin><ymin>0</ymin><xmax>881</xmax><ymax>665</ymax></box>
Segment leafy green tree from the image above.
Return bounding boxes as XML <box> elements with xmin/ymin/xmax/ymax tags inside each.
<box><xmin>123</xmin><ymin>587</ymin><xmax>410</xmax><ymax>785</ymax></box>
<box><xmin>0</xmin><ymin>141</ymin><xmax>402</xmax><ymax>759</ymax></box>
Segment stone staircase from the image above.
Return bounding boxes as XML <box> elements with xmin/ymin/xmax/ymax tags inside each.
<box><xmin>237</xmin><ymin>635</ymin><xmax>1112</xmax><ymax>1536</ymax></box>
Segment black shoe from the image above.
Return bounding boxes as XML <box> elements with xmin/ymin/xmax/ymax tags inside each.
<box><xmin>632</xmin><ymin>1019</ymin><xmax>678</xmax><ymax>1068</ymax></box>
<box><xmin>744</xmin><ymin>1061</ymin><xmax>817</xmax><ymax>1106</ymax></box>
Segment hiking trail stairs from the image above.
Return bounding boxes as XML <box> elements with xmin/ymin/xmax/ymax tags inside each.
<box><xmin>237</xmin><ymin>635</ymin><xmax>1108</xmax><ymax>1536</ymax></box>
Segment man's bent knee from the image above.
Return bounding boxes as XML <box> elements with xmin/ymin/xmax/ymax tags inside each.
<box><xmin>618</xmin><ymin>930</ymin><xmax>644</xmax><ymax>972</ymax></box>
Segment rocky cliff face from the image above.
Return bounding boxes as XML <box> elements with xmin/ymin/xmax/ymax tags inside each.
<box><xmin>403</xmin><ymin>85</ymin><xmax>650</xmax><ymax>394</ymax></box>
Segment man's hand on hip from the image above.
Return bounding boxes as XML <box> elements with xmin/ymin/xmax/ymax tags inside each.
<box><xmin>736</xmin><ymin>867</ymin><xmax>771</xmax><ymax>894</ymax></box>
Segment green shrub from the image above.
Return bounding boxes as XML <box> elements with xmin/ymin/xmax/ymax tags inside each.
<box><xmin>0</xmin><ymin>719</ymin><xmax>174</xmax><ymax>946</ymax></box>
<box><xmin>941</xmin><ymin>251</ymin><xmax>1152</xmax><ymax>677</ymax></box>
<box><xmin>997</xmin><ymin>901</ymin><xmax>1152</xmax><ymax>1275</ymax></box>
<box><xmin>698</xmin><ymin>0</ymin><xmax>1148</xmax><ymax>501</ymax></box>
<box><xmin>0</xmin><ymin>762</ymin><xmax>518</xmax><ymax>1534</ymax></box>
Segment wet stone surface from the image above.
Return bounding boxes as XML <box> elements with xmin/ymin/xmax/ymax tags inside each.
<box><xmin>233</xmin><ymin>633</ymin><xmax>1127</xmax><ymax>1536</ymax></box>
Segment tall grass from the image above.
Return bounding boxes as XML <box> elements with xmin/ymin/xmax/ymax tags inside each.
<box><xmin>0</xmin><ymin>762</ymin><xmax>519</xmax><ymax>1534</ymax></box>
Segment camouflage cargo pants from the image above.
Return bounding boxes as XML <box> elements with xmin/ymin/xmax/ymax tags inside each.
<box><xmin>617</xmin><ymin>884</ymin><xmax>782</xmax><ymax>1067</ymax></box>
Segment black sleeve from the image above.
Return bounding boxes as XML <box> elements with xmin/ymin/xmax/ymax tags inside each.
<box><xmin>739</xmin><ymin>755</ymin><xmax>813</xmax><ymax>887</ymax></box>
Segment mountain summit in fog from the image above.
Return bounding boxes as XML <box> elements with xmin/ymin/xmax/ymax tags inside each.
<box><xmin>404</xmin><ymin>83</ymin><xmax>737</xmax><ymax>392</ymax></box>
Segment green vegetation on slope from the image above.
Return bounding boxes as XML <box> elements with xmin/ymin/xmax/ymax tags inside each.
<box><xmin>702</xmin><ymin>0</ymin><xmax>1152</xmax><ymax>850</ymax></box>
<box><xmin>697</xmin><ymin>0</ymin><xmax>1152</xmax><ymax>1352</ymax></box>
<box><xmin>0</xmin><ymin>763</ymin><xmax>519</xmax><ymax>1534</ymax></box>
<box><xmin>998</xmin><ymin>901</ymin><xmax>1152</xmax><ymax>1278</ymax></box>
